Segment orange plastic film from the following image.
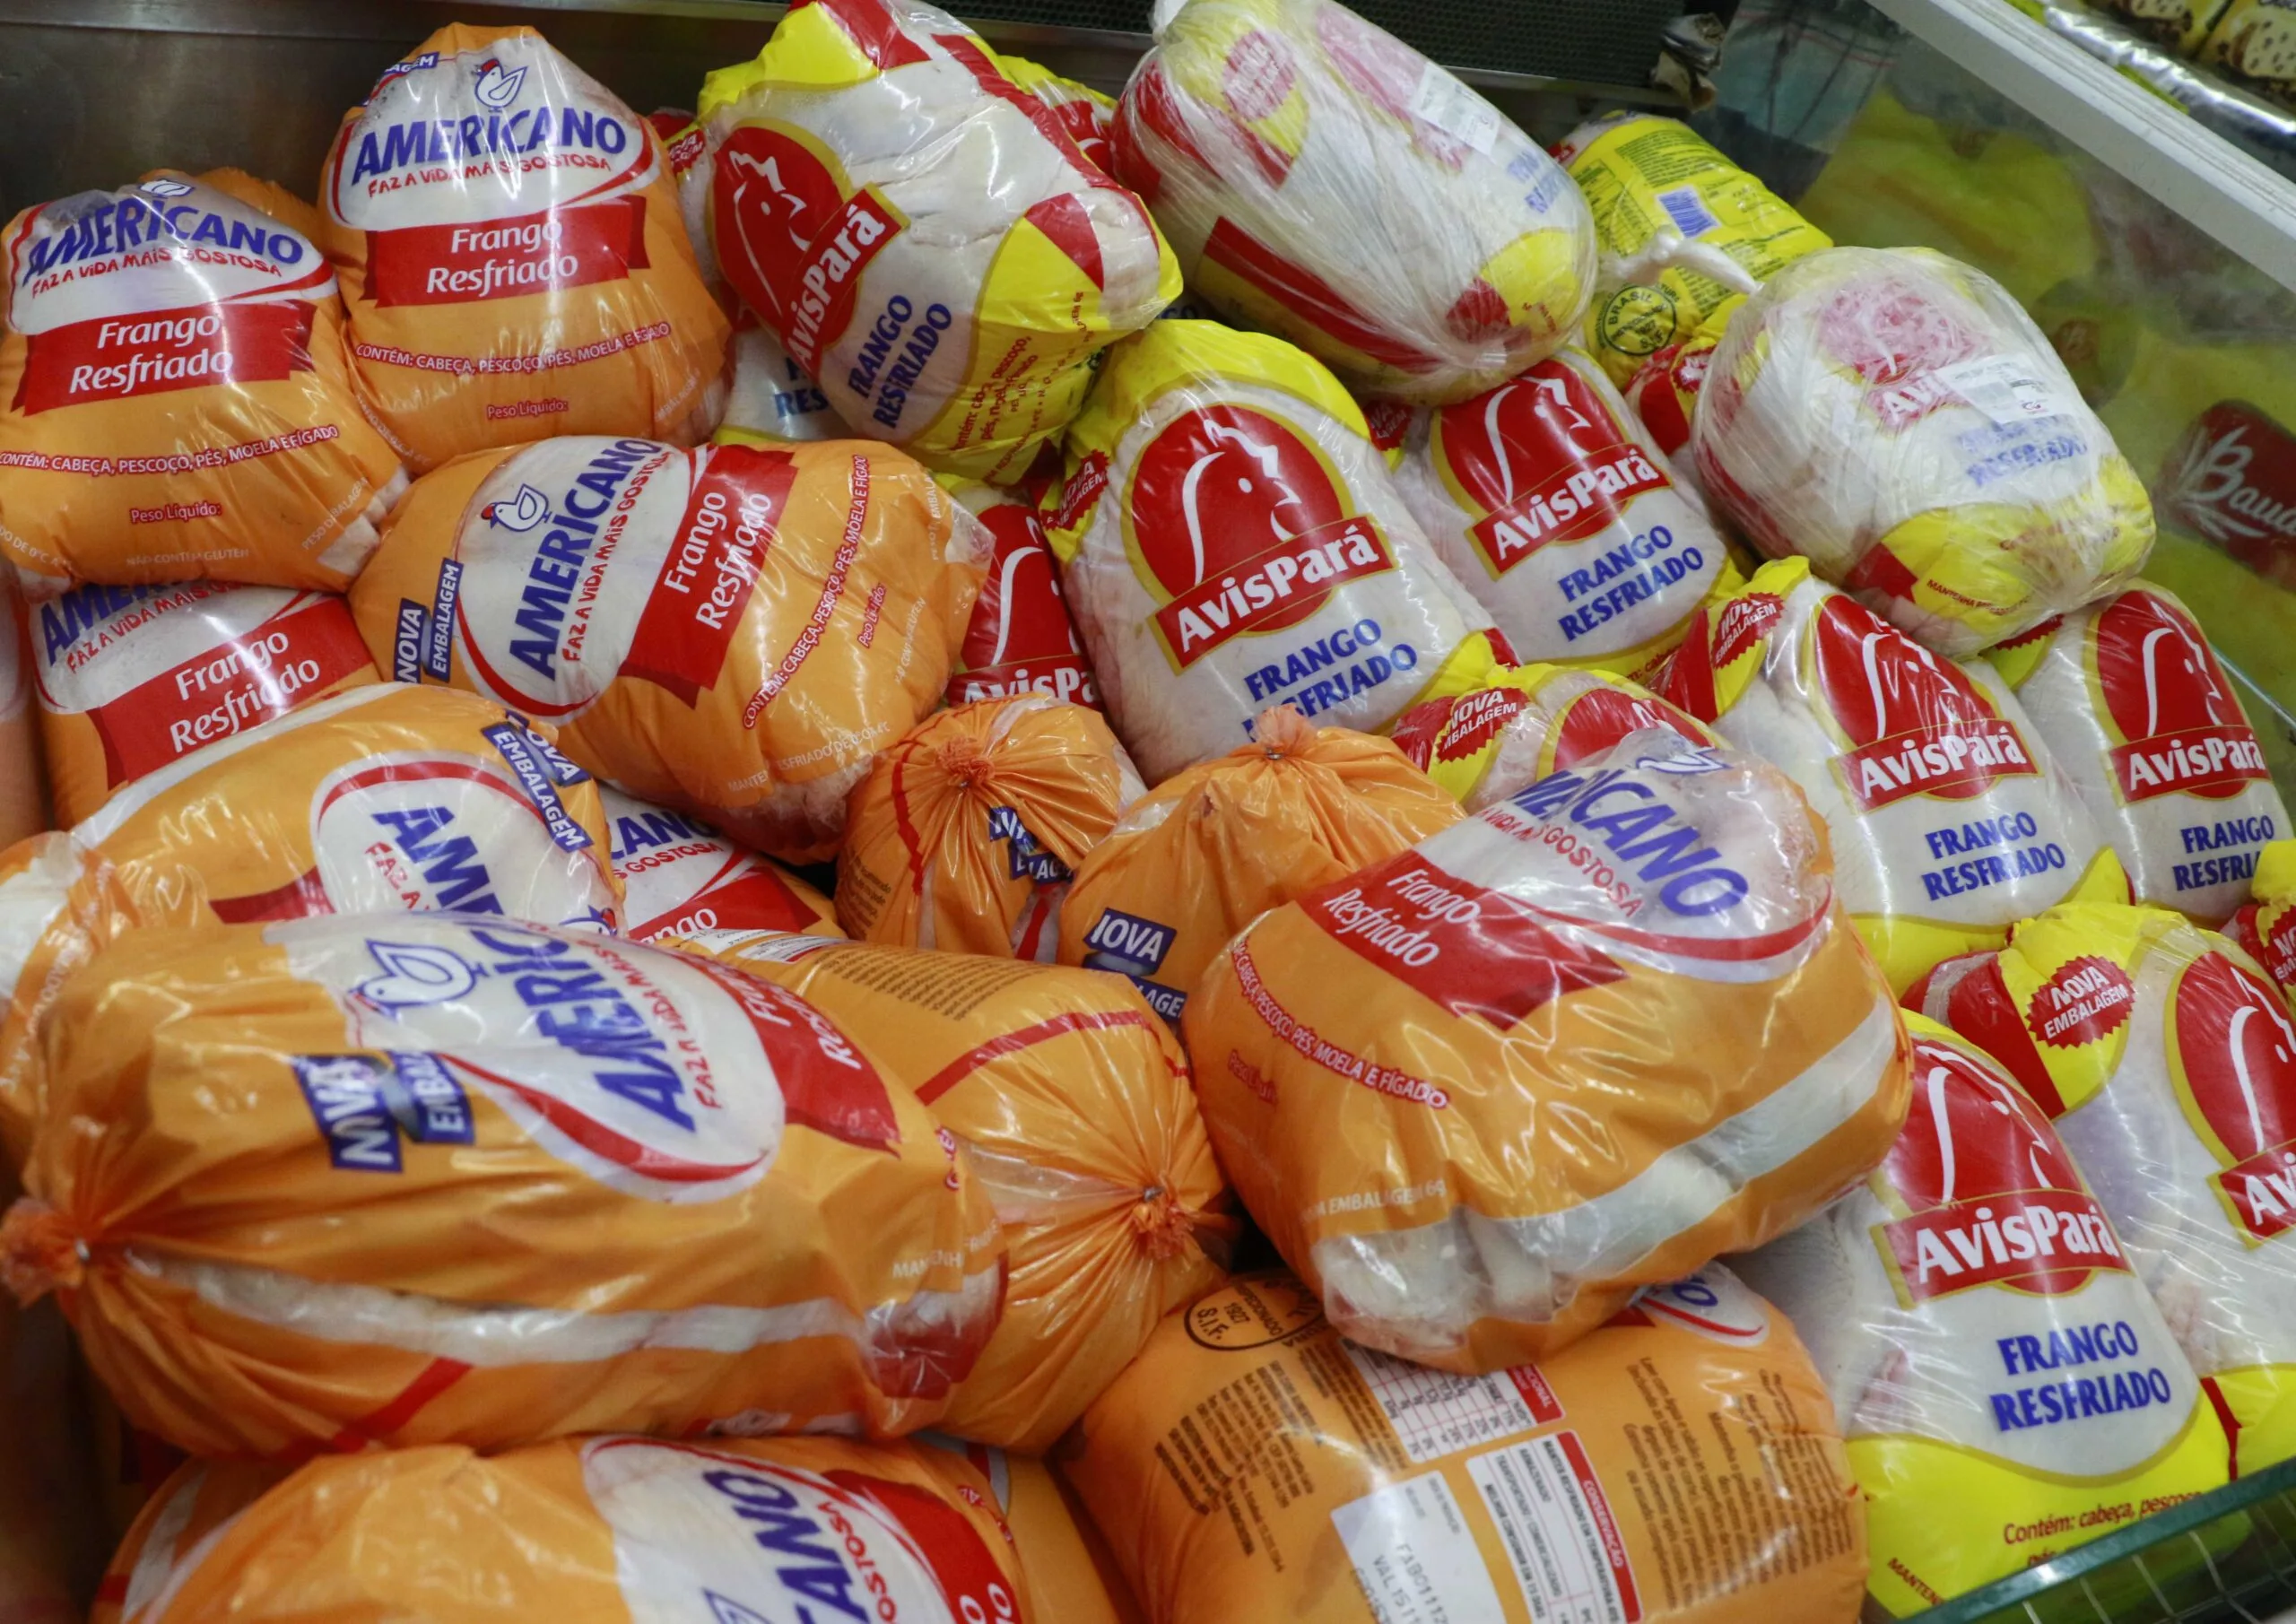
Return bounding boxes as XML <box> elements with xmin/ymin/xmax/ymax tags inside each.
<box><xmin>317</xmin><ymin>25</ymin><xmax>731</xmax><ymax>473</ymax></box>
<box><xmin>837</xmin><ymin>695</ymin><xmax>1142</xmax><ymax>960</ymax></box>
<box><xmin>669</xmin><ymin>927</ymin><xmax>1231</xmax><ymax>1450</ymax></box>
<box><xmin>94</xmin><ymin>1434</ymin><xmax>1031</xmax><ymax>1623</ymax></box>
<box><xmin>922</xmin><ymin>1440</ymin><xmax>1145</xmax><ymax>1624</ymax></box>
<box><xmin>1182</xmin><ymin>726</ymin><xmax>1910</xmax><ymax>1370</ymax></box>
<box><xmin>347</xmin><ymin>434</ymin><xmax>988</xmax><ymax>863</ymax></box>
<box><xmin>29</xmin><ymin>580</ymin><xmax>378</xmax><ymax>826</ymax></box>
<box><xmin>1063</xmin><ymin>1266</ymin><xmax>1867</xmax><ymax>1624</ymax></box>
<box><xmin>0</xmin><ymin>170</ymin><xmax>406</xmax><ymax>593</ymax></box>
<box><xmin>943</xmin><ymin>479</ymin><xmax>1102</xmax><ymax>711</ymax></box>
<box><xmin>4</xmin><ymin>914</ymin><xmax>1004</xmax><ymax>1457</ymax></box>
<box><xmin>0</xmin><ymin>683</ymin><xmax>622</xmax><ymax>1161</ymax></box>
<box><xmin>1058</xmin><ymin>713</ymin><xmax>1459</xmax><ymax>1023</ymax></box>
<box><xmin>602</xmin><ymin>783</ymin><xmax>838</xmax><ymax>942</ymax></box>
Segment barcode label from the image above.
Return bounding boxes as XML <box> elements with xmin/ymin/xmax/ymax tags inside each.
<box><xmin>1654</xmin><ymin>184</ymin><xmax>1720</xmax><ymax>239</ymax></box>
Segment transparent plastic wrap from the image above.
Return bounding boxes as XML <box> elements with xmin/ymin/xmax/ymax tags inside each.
<box><xmin>0</xmin><ymin>170</ymin><xmax>407</xmax><ymax>595</ymax></box>
<box><xmin>318</xmin><ymin>25</ymin><xmax>731</xmax><ymax>473</ymax></box>
<box><xmin>0</xmin><ymin>683</ymin><xmax>622</xmax><ymax>1161</ymax></box>
<box><xmin>1047</xmin><ymin>319</ymin><xmax>1500</xmax><ymax>783</ymax></box>
<box><xmin>2227</xmin><ymin>838</ymin><xmax>2296</xmax><ymax>999</ymax></box>
<box><xmin>347</xmin><ymin>435</ymin><xmax>989</xmax><ymax>864</ymax></box>
<box><xmin>1692</xmin><ymin>247</ymin><xmax>2156</xmax><ymax>659</ymax></box>
<box><xmin>0</xmin><ymin>914</ymin><xmax>1005</xmax><ymax>1456</ymax></box>
<box><xmin>1057</xmin><ymin>704</ymin><xmax>1461</xmax><ymax>1023</ymax></box>
<box><xmin>1654</xmin><ymin>558</ymin><xmax>2128</xmax><ymax>994</ymax></box>
<box><xmin>1108</xmin><ymin>0</ymin><xmax>1596</xmax><ymax>404</ymax></box>
<box><xmin>1735</xmin><ymin>1013</ymin><xmax>2229</xmax><ymax>1617</ymax></box>
<box><xmin>1987</xmin><ymin>584</ymin><xmax>2290</xmax><ymax>924</ymax></box>
<box><xmin>1914</xmin><ymin>903</ymin><xmax>2296</xmax><ymax>1476</ymax></box>
<box><xmin>698</xmin><ymin>0</ymin><xmax>1178</xmax><ymax>482</ymax></box>
<box><xmin>29</xmin><ymin>580</ymin><xmax>378</xmax><ymax>826</ymax></box>
<box><xmin>1389</xmin><ymin>660</ymin><xmax>1714</xmax><ymax>812</ymax></box>
<box><xmin>91</xmin><ymin>1434</ymin><xmax>1031</xmax><ymax>1623</ymax></box>
<box><xmin>1064</xmin><ymin>1266</ymin><xmax>1868</xmax><ymax>1624</ymax></box>
<box><xmin>836</xmin><ymin>695</ymin><xmax>1142</xmax><ymax>960</ymax></box>
<box><xmin>718</xmin><ymin>314</ymin><xmax>847</xmax><ymax>442</ymax></box>
<box><xmin>599</xmin><ymin>783</ymin><xmax>839</xmax><ymax>943</ymax></box>
<box><xmin>943</xmin><ymin>479</ymin><xmax>1101</xmax><ymax>709</ymax></box>
<box><xmin>1391</xmin><ymin>346</ymin><xmax>1735</xmax><ymax>673</ymax></box>
<box><xmin>1183</xmin><ymin>727</ymin><xmax>1910</xmax><ymax>1370</ymax></box>
<box><xmin>670</xmin><ymin>930</ymin><xmax>1232</xmax><ymax>1452</ymax></box>
<box><xmin>997</xmin><ymin>54</ymin><xmax>1118</xmax><ymax>173</ymax></box>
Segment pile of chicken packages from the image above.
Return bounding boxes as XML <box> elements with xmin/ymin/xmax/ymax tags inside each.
<box><xmin>0</xmin><ymin>2</ymin><xmax>2289</xmax><ymax>1621</ymax></box>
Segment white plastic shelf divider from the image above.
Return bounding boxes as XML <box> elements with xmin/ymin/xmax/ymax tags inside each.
<box><xmin>1862</xmin><ymin>0</ymin><xmax>2296</xmax><ymax>297</ymax></box>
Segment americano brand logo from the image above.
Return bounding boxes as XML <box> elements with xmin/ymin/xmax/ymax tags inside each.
<box><xmin>2092</xmin><ymin>589</ymin><xmax>2269</xmax><ymax>803</ymax></box>
<box><xmin>2166</xmin><ymin>951</ymin><xmax>2296</xmax><ymax>1243</ymax></box>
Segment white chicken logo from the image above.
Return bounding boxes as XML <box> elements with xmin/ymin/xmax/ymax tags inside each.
<box><xmin>480</xmin><ymin>484</ymin><xmax>550</xmax><ymax>532</ymax></box>
<box><xmin>352</xmin><ymin>940</ymin><xmax>482</xmax><ymax>1012</ymax></box>
<box><xmin>473</xmin><ymin>56</ymin><xmax>528</xmax><ymax>110</ymax></box>
<box><xmin>137</xmin><ymin>177</ymin><xmax>194</xmax><ymax>199</ymax></box>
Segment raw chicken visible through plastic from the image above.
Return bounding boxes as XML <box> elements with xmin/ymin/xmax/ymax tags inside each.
<box><xmin>1391</xmin><ymin>346</ymin><xmax>1733</xmax><ymax>673</ymax></box>
<box><xmin>699</xmin><ymin>0</ymin><xmax>1178</xmax><ymax>481</ymax></box>
<box><xmin>348</xmin><ymin>434</ymin><xmax>987</xmax><ymax>864</ymax></box>
<box><xmin>318</xmin><ymin>26</ymin><xmax>730</xmax><ymax>471</ymax></box>
<box><xmin>1183</xmin><ymin>727</ymin><xmax>1910</xmax><ymax>1369</ymax></box>
<box><xmin>718</xmin><ymin>315</ymin><xmax>847</xmax><ymax>442</ymax></box>
<box><xmin>1987</xmin><ymin>584</ymin><xmax>2290</xmax><ymax>923</ymax></box>
<box><xmin>0</xmin><ymin>170</ymin><xmax>406</xmax><ymax>593</ymax></box>
<box><xmin>600</xmin><ymin>783</ymin><xmax>839</xmax><ymax>942</ymax></box>
<box><xmin>0</xmin><ymin>914</ymin><xmax>1004</xmax><ymax>1456</ymax></box>
<box><xmin>1655</xmin><ymin>558</ymin><xmax>2127</xmax><ymax>994</ymax></box>
<box><xmin>1914</xmin><ymin>903</ymin><xmax>2296</xmax><ymax>1475</ymax></box>
<box><xmin>943</xmin><ymin>480</ymin><xmax>1100</xmax><ymax>709</ymax></box>
<box><xmin>1692</xmin><ymin>247</ymin><xmax>2153</xmax><ymax>658</ymax></box>
<box><xmin>1109</xmin><ymin>0</ymin><xmax>1595</xmax><ymax>403</ymax></box>
<box><xmin>1736</xmin><ymin>1013</ymin><xmax>2226</xmax><ymax>1616</ymax></box>
<box><xmin>1047</xmin><ymin>319</ymin><xmax>1499</xmax><ymax>783</ymax></box>
<box><xmin>29</xmin><ymin>580</ymin><xmax>377</xmax><ymax>826</ymax></box>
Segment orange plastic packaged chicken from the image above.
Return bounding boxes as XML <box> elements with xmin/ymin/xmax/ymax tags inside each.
<box><xmin>1058</xmin><ymin>705</ymin><xmax>1461</xmax><ymax>1022</ymax></box>
<box><xmin>92</xmin><ymin>1435</ymin><xmax>1032</xmax><ymax>1623</ymax></box>
<box><xmin>349</xmin><ymin>433</ymin><xmax>987</xmax><ymax>863</ymax></box>
<box><xmin>837</xmin><ymin>695</ymin><xmax>1142</xmax><ymax>959</ymax></box>
<box><xmin>0</xmin><ymin>914</ymin><xmax>1004</xmax><ymax>1457</ymax></box>
<box><xmin>318</xmin><ymin>24</ymin><xmax>730</xmax><ymax>471</ymax></box>
<box><xmin>1063</xmin><ymin>1266</ymin><xmax>1867</xmax><ymax>1624</ymax></box>
<box><xmin>670</xmin><ymin>929</ymin><xmax>1232</xmax><ymax>1450</ymax></box>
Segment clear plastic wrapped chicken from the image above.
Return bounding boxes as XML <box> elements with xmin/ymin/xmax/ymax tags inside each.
<box><xmin>1047</xmin><ymin>319</ymin><xmax>1500</xmax><ymax>783</ymax></box>
<box><xmin>1655</xmin><ymin>558</ymin><xmax>2128</xmax><ymax>993</ymax></box>
<box><xmin>1109</xmin><ymin>0</ymin><xmax>1595</xmax><ymax>403</ymax></box>
<box><xmin>1692</xmin><ymin>247</ymin><xmax>2154</xmax><ymax>657</ymax></box>
<box><xmin>699</xmin><ymin>0</ymin><xmax>1178</xmax><ymax>481</ymax></box>
<box><xmin>1184</xmin><ymin>726</ymin><xmax>1910</xmax><ymax>1369</ymax></box>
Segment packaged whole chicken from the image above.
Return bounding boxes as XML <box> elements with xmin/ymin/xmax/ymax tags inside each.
<box><xmin>944</xmin><ymin>479</ymin><xmax>1101</xmax><ymax>709</ymax></box>
<box><xmin>318</xmin><ymin>25</ymin><xmax>730</xmax><ymax>472</ymax></box>
<box><xmin>1048</xmin><ymin>319</ymin><xmax>1501</xmax><ymax>782</ymax></box>
<box><xmin>600</xmin><ymin>783</ymin><xmax>839</xmax><ymax>942</ymax></box>
<box><xmin>1185</xmin><ymin>726</ymin><xmax>1910</xmax><ymax>1368</ymax></box>
<box><xmin>347</xmin><ymin>433</ymin><xmax>987</xmax><ymax>863</ymax></box>
<box><xmin>1655</xmin><ymin>558</ymin><xmax>2127</xmax><ymax>993</ymax></box>
<box><xmin>671</xmin><ymin>929</ymin><xmax>1231</xmax><ymax>1449</ymax></box>
<box><xmin>2226</xmin><ymin>839</ymin><xmax>2296</xmax><ymax>1000</ymax></box>
<box><xmin>1987</xmin><ymin>584</ymin><xmax>2289</xmax><ymax>923</ymax></box>
<box><xmin>698</xmin><ymin>0</ymin><xmax>1178</xmax><ymax>482</ymax></box>
<box><xmin>1389</xmin><ymin>659</ymin><xmax>1713</xmax><ymax>811</ymax></box>
<box><xmin>1108</xmin><ymin>0</ymin><xmax>1596</xmax><ymax>403</ymax></box>
<box><xmin>30</xmin><ymin>579</ymin><xmax>378</xmax><ymax>825</ymax></box>
<box><xmin>1692</xmin><ymin>246</ymin><xmax>2154</xmax><ymax>658</ymax></box>
<box><xmin>718</xmin><ymin>313</ymin><xmax>847</xmax><ymax>441</ymax></box>
<box><xmin>0</xmin><ymin>170</ymin><xmax>406</xmax><ymax>594</ymax></box>
<box><xmin>1065</xmin><ymin>1265</ymin><xmax>1867</xmax><ymax>1624</ymax></box>
<box><xmin>1914</xmin><ymin>903</ymin><xmax>2296</xmax><ymax>1475</ymax></box>
<box><xmin>1057</xmin><ymin>704</ymin><xmax>1460</xmax><ymax>1021</ymax></box>
<box><xmin>1736</xmin><ymin>1013</ymin><xmax>2228</xmax><ymax>1615</ymax></box>
<box><xmin>0</xmin><ymin>682</ymin><xmax>621</xmax><ymax>1160</ymax></box>
<box><xmin>1553</xmin><ymin>113</ymin><xmax>1831</xmax><ymax>390</ymax></box>
<box><xmin>837</xmin><ymin>695</ymin><xmax>1142</xmax><ymax>959</ymax></box>
<box><xmin>0</xmin><ymin>913</ymin><xmax>1003</xmax><ymax>1456</ymax></box>
<box><xmin>1391</xmin><ymin>345</ymin><xmax>1735</xmax><ymax>672</ymax></box>
<box><xmin>91</xmin><ymin>1434</ymin><xmax>1031</xmax><ymax>1623</ymax></box>
<box><xmin>0</xmin><ymin>570</ymin><xmax>43</xmax><ymax>849</ymax></box>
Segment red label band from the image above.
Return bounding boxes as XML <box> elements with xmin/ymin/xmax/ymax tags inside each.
<box><xmin>363</xmin><ymin>197</ymin><xmax>650</xmax><ymax>308</ymax></box>
<box><xmin>1152</xmin><ymin>514</ymin><xmax>1395</xmax><ymax>668</ymax></box>
<box><xmin>1467</xmin><ymin>442</ymin><xmax>1669</xmax><ymax>572</ymax></box>
<box><xmin>1879</xmin><ymin>1187</ymin><xmax>2129</xmax><ymax>1302</ymax></box>
<box><xmin>778</xmin><ymin>187</ymin><xmax>902</xmax><ymax>378</ymax></box>
<box><xmin>946</xmin><ymin>654</ymin><xmax>1099</xmax><ymax>709</ymax></box>
<box><xmin>2109</xmin><ymin>723</ymin><xmax>2271</xmax><ymax>803</ymax></box>
<box><xmin>621</xmin><ymin>447</ymin><xmax>798</xmax><ymax>704</ymax></box>
<box><xmin>15</xmin><ymin>299</ymin><xmax>315</xmax><ymax>415</ymax></box>
<box><xmin>630</xmin><ymin>861</ymin><xmax>822</xmax><ymax>942</ymax></box>
<box><xmin>1835</xmin><ymin>717</ymin><xmax>2038</xmax><ymax>811</ymax></box>
<box><xmin>2216</xmin><ymin>1138</ymin><xmax>2296</xmax><ymax>1243</ymax></box>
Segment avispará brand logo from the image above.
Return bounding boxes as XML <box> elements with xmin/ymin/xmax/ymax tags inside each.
<box><xmin>2167</xmin><ymin>951</ymin><xmax>2296</xmax><ymax>1242</ymax></box>
<box><xmin>2092</xmin><ymin>589</ymin><xmax>2269</xmax><ymax>803</ymax></box>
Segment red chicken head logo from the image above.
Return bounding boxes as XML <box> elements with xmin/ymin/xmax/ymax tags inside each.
<box><xmin>2095</xmin><ymin>589</ymin><xmax>2237</xmax><ymax>744</ymax></box>
<box><xmin>712</xmin><ymin>125</ymin><xmax>850</xmax><ymax>337</ymax></box>
<box><xmin>1813</xmin><ymin>595</ymin><xmax>1994</xmax><ymax>746</ymax></box>
<box><xmin>2170</xmin><ymin>951</ymin><xmax>2296</xmax><ymax>1168</ymax></box>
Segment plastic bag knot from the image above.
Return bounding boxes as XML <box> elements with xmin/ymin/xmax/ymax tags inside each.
<box><xmin>936</xmin><ymin>735</ymin><xmax>994</xmax><ymax>790</ymax></box>
<box><xmin>1</xmin><ymin>1199</ymin><xmax>85</xmax><ymax>1305</ymax></box>
<box><xmin>1130</xmin><ymin>1186</ymin><xmax>1193</xmax><ymax>1263</ymax></box>
<box><xmin>1252</xmin><ymin>704</ymin><xmax>1315</xmax><ymax>759</ymax></box>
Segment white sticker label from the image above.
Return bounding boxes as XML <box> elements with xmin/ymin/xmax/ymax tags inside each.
<box><xmin>1653</xmin><ymin>183</ymin><xmax>1721</xmax><ymax>240</ymax></box>
<box><xmin>1933</xmin><ymin>355</ymin><xmax>2068</xmax><ymax>425</ymax></box>
<box><xmin>1344</xmin><ymin>1342</ymin><xmax>1562</xmax><ymax>1464</ymax></box>
<box><xmin>1410</xmin><ymin>66</ymin><xmax>1500</xmax><ymax>156</ymax></box>
<box><xmin>1331</xmin><ymin>1471</ymin><xmax>1509</xmax><ymax>1624</ymax></box>
<box><xmin>1466</xmin><ymin>1432</ymin><xmax>1643</xmax><ymax>1624</ymax></box>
